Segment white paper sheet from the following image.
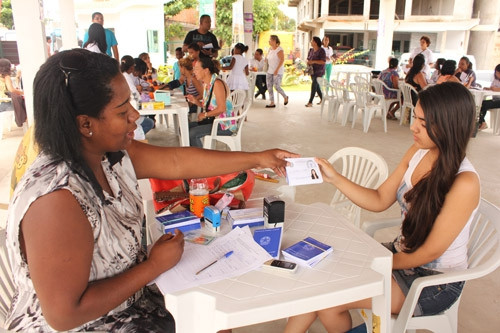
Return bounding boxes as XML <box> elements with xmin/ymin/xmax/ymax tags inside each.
<box><xmin>285</xmin><ymin>157</ymin><xmax>323</xmax><ymax>186</ymax></box>
<box><xmin>154</xmin><ymin>226</ymin><xmax>272</xmax><ymax>294</ymax></box>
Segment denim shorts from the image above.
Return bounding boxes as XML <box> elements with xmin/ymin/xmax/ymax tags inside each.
<box><xmin>383</xmin><ymin>242</ymin><xmax>465</xmax><ymax>317</ymax></box>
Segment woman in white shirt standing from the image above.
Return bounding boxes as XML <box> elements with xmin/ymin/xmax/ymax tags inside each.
<box><xmin>407</xmin><ymin>35</ymin><xmax>434</xmax><ymax>79</ymax></box>
<box><xmin>322</xmin><ymin>36</ymin><xmax>334</xmax><ymax>87</ymax></box>
<box><xmin>83</xmin><ymin>23</ymin><xmax>107</xmax><ymax>54</ymax></box>
<box><xmin>265</xmin><ymin>35</ymin><xmax>289</xmax><ymax>108</ymax></box>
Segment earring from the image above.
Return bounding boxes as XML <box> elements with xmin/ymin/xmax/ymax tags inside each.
<box><xmin>89</xmin><ymin>131</ymin><xmax>93</xmax><ymax>137</ymax></box>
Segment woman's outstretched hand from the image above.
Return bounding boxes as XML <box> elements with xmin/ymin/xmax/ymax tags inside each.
<box><xmin>315</xmin><ymin>157</ymin><xmax>338</xmax><ymax>184</ymax></box>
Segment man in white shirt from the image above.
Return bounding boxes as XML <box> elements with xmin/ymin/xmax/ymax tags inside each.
<box><xmin>407</xmin><ymin>35</ymin><xmax>434</xmax><ymax>79</ymax></box>
<box><xmin>250</xmin><ymin>49</ymin><xmax>267</xmax><ymax>99</ymax></box>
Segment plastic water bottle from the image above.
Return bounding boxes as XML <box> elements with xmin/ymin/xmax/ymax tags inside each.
<box><xmin>189</xmin><ymin>178</ymin><xmax>209</xmax><ymax>217</ymax></box>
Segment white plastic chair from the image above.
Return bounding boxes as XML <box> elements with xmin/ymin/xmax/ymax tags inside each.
<box><xmin>317</xmin><ymin>77</ymin><xmax>340</xmax><ymax>121</ymax></box>
<box><xmin>360</xmin><ymin>198</ymin><xmax>500</xmax><ymax>333</ymax></box>
<box><xmin>0</xmin><ymin>229</ymin><xmax>15</xmax><ymax>326</ymax></box>
<box><xmin>202</xmin><ymin>109</ymin><xmax>248</xmax><ymax>151</ymax></box>
<box><xmin>400</xmin><ymin>82</ymin><xmax>418</xmax><ymax>126</ymax></box>
<box><xmin>372</xmin><ymin>78</ymin><xmax>401</xmax><ymax>120</ymax></box>
<box><xmin>328</xmin><ymin>147</ymin><xmax>388</xmax><ymax>227</ymax></box>
<box><xmin>228</xmin><ymin>90</ymin><xmax>247</xmax><ymax>115</ymax></box>
<box><xmin>0</xmin><ymin>97</ymin><xmax>15</xmax><ymax>140</ymax></box>
<box><xmin>350</xmin><ymin>79</ymin><xmax>387</xmax><ymax>133</ymax></box>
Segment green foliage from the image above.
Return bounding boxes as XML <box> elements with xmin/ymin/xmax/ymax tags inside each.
<box><xmin>165</xmin><ymin>22</ymin><xmax>185</xmax><ymax>41</ymax></box>
<box><xmin>252</xmin><ymin>0</ymin><xmax>280</xmax><ymax>40</ymax></box>
<box><xmin>0</xmin><ymin>0</ymin><xmax>13</xmax><ymax>30</ymax></box>
<box><xmin>214</xmin><ymin>0</ymin><xmax>235</xmax><ymax>47</ymax></box>
<box><xmin>164</xmin><ymin>0</ymin><xmax>197</xmax><ymax>17</ymax></box>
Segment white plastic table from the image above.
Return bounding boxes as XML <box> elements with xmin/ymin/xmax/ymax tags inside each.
<box><xmin>139</xmin><ymin>94</ymin><xmax>190</xmax><ymax>146</ymax></box>
<box><xmin>163</xmin><ymin>200</ymin><xmax>392</xmax><ymax>332</ymax></box>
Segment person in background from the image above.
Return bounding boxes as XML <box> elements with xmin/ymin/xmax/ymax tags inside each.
<box><xmin>172</xmin><ymin>47</ymin><xmax>184</xmax><ymax>81</ymax></box>
<box><xmin>455</xmin><ymin>56</ymin><xmax>478</xmax><ymax>89</ymax></box>
<box><xmin>407</xmin><ymin>35</ymin><xmax>434</xmax><ymax>79</ymax></box>
<box><xmin>83</xmin><ymin>23</ymin><xmax>107</xmax><ymax>54</ymax></box>
<box><xmin>436</xmin><ymin>60</ymin><xmax>461</xmax><ymax>84</ymax></box>
<box><xmin>266</xmin><ymin>35</ymin><xmax>289</xmax><ymax>108</ymax></box>
<box><xmin>477</xmin><ymin>64</ymin><xmax>500</xmax><ymax>131</ymax></box>
<box><xmin>305</xmin><ymin>36</ymin><xmax>326</xmax><ymax>108</ymax></box>
<box><xmin>187</xmin><ymin>57</ymin><xmax>235</xmax><ymax>147</ymax></box>
<box><xmin>225</xmin><ymin>43</ymin><xmax>249</xmax><ymax>92</ymax></box>
<box><xmin>0</xmin><ymin>58</ymin><xmax>27</xmax><ymax>127</ymax></box>
<box><xmin>429</xmin><ymin>58</ymin><xmax>446</xmax><ymax>84</ymax></box>
<box><xmin>120</xmin><ymin>55</ymin><xmax>154</xmax><ymax>139</ymax></box>
<box><xmin>378</xmin><ymin>57</ymin><xmax>400</xmax><ymax>120</ymax></box>
<box><xmin>285</xmin><ymin>82</ymin><xmax>479</xmax><ymax>333</ymax></box>
<box><xmin>5</xmin><ymin>49</ymin><xmax>296</xmax><ymax>332</ymax></box>
<box><xmin>46</xmin><ymin>36</ymin><xmax>52</xmax><ymax>57</ymax></box>
<box><xmin>250</xmin><ymin>48</ymin><xmax>267</xmax><ymax>100</ymax></box>
<box><xmin>83</xmin><ymin>12</ymin><xmax>119</xmax><ymax>61</ymax></box>
<box><xmin>178</xmin><ymin>57</ymin><xmax>203</xmax><ymax>114</ymax></box>
<box><xmin>322</xmin><ymin>36</ymin><xmax>334</xmax><ymax>87</ymax></box>
<box><xmin>187</xmin><ymin>43</ymin><xmax>201</xmax><ymax>67</ymax></box>
<box><xmin>405</xmin><ymin>54</ymin><xmax>427</xmax><ymax>105</ymax></box>
<box><xmin>183</xmin><ymin>15</ymin><xmax>220</xmax><ymax>59</ymax></box>
<box><xmin>139</xmin><ymin>52</ymin><xmax>157</xmax><ymax>81</ymax></box>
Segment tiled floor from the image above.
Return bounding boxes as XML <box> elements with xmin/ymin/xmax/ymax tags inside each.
<box><xmin>1</xmin><ymin>90</ymin><xmax>499</xmax><ymax>332</ymax></box>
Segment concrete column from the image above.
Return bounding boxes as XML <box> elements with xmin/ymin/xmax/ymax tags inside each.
<box><xmin>11</xmin><ymin>0</ymin><xmax>48</xmax><ymax>124</ymax></box>
<box><xmin>59</xmin><ymin>0</ymin><xmax>78</xmax><ymax>50</ymax></box>
<box><xmin>375</xmin><ymin>0</ymin><xmax>396</xmax><ymax>70</ymax></box>
<box><xmin>243</xmin><ymin>0</ymin><xmax>254</xmax><ymax>55</ymax></box>
<box><xmin>405</xmin><ymin>0</ymin><xmax>413</xmax><ymax>19</ymax></box>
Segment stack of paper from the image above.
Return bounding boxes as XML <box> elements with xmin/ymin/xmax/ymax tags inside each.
<box><xmin>227</xmin><ymin>208</ymin><xmax>264</xmax><ymax>229</ymax></box>
<box><xmin>156</xmin><ymin>210</ymin><xmax>201</xmax><ymax>234</ymax></box>
<box><xmin>282</xmin><ymin>237</ymin><xmax>333</xmax><ymax>267</ymax></box>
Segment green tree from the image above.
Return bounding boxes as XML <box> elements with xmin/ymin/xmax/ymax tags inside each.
<box><xmin>164</xmin><ymin>0</ymin><xmax>198</xmax><ymax>16</ymax></box>
<box><xmin>252</xmin><ymin>0</ymin><xmax>280</xmax><ymax>40</ymax></box>
<box><xmin>214</xmin><ymin>0</ymin><xmax>235</xmax><ymax>47</ymax></box>
<box><xmin>0</xmin><ymin>0</ymin><xmax>14</xmax><ymax>30</ymax></box>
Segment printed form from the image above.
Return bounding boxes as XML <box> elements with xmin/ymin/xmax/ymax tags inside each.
<box><xmin>154</xmin><ymin>226</ymin><xmax>272</xmax><ymax>294</ymax></box>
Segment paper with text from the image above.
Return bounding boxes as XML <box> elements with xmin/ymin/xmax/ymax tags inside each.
<box><xmin>154</xmin><ymin>226</ymin><xmax>272</xmax><ymax>294</ymax></box>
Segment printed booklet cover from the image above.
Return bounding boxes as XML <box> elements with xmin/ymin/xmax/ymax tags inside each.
<box><xmin>282</xmin><ymin>236</ymin><xmax>332</xmax><ymax>267</ymax></box>
<box><xmin>285</xmin><ymin>158</ymin><xmax>323</xmax><ymax>186</ymax></box>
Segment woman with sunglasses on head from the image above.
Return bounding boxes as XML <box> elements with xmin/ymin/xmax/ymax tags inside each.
<box><xmin>285</xmin><ymin>82</ymin><xmax>480</xmax><ymax>333</ymax></box>
<box><xmin>4</xmin><ymin>49</ymin><xmax>297</xmax><ymax>332</ymax></box>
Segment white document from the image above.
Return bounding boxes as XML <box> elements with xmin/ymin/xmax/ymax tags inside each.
<box><xmin>154</xmin><ymin>226</ymin><xmax>272</xmax><ymax>294</ymax></box>
<box><xmin>285</xmin><ymin>158</ymin><xmax>323</xmax><ymax>186</ymax></box>
<box><xmin>202</xmin><ymin>43</ymin><xmax>214</xmax><ymax>49</ymax></box>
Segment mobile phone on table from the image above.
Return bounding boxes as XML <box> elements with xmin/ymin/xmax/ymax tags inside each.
<box><xmin>262</xmin><ymin>259</ymin><xmax>297</xmax><ymax>274</ymax></box>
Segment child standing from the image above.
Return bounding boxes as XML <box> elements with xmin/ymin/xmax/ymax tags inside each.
<box><xmin>225</xmin><ymin>43</ymin><xmax>249</xmax><ymax>91</ymax></box>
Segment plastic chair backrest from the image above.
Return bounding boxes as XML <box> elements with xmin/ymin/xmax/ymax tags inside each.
<box><xmin>0</xmin><ymin>229</ymin><xmax>14</xmax><ymax>325</ymax></box>
<box><xmin>328</xmin><ymin>147</ymin><xmax>388</xmax><ymax>227</ymax></box>
<box><xmin>400</xmin><ymin>82</ymin><xmax>418</xmax><ymax>125</ymax></box>
<box><xmin>203</xmin><ymin>109</ymin><xmax>248</xmax><ymax>151</ymax></box>
<box><xmin>229</xmin><ymin>90</ymin><xmax>247</xmax><ymax>115</ymax></box>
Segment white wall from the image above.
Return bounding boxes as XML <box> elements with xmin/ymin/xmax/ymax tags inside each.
<box><xmin>76</xmin><ymin>3</ymin><xmax>165</xmax><ymax>67</ymax></box>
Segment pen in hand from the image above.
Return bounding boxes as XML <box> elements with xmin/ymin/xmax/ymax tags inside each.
<box><xmin>195</xmin><ymin>251</ymin><xmax>234</xmax><ymax>275</ymax></box>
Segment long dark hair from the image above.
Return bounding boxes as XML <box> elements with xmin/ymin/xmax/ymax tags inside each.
<box><xmin>401</xmin><ymin>82</ymin><xmax>475</xmax><ymax>252</ymax></box>
<box><xmin>34</xmin><ymin>49</ymin><xmax>119</xmax><ymax>164</ymax></box>
<box><xmin>406</xmin><ymin>54</ymin><xmax>425</xmax><ymax>84</ymax></box>
<box><xmin>84</xmin><ymin>23</ymin><xmax>107</xmax><ymax>54</ymax></box>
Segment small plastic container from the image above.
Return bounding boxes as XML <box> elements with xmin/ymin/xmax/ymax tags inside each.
<box><xmin>189</xmin><ymin>178</ymin><xmax>209</xmax><ymax>217</ymax></box>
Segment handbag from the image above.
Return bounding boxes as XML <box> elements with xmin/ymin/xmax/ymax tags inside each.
<box><xmin>305</xmin><ymin>65</ymin><xmax>314</xmax><ymax>76</ymax></box>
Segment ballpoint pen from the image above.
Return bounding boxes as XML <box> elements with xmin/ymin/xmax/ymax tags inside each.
<box><xmin>195</xmin><ymin>251</ymin><xmax>234</xmax><ymax>275</ymax></box>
